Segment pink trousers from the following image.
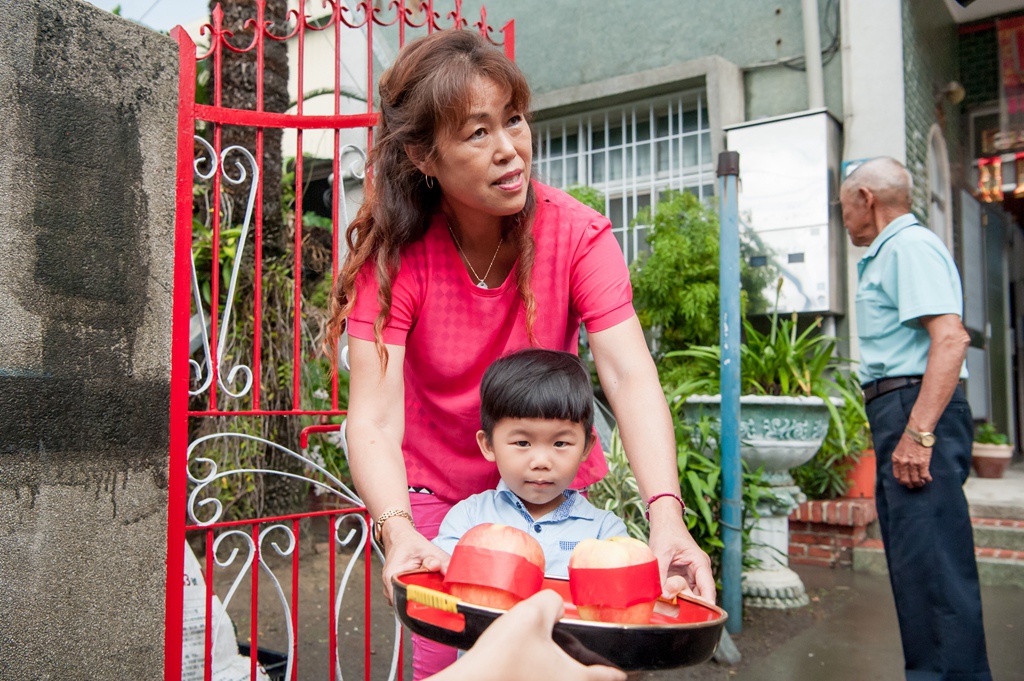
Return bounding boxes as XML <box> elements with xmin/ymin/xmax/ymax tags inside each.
<box><xmin>408</xmin><ymin>493</ymin><xmax>459</xmax><ymax>681</ymax></box>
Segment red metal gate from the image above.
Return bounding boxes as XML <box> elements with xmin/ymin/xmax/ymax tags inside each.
<box><xmin>165</xmin><ymin>3</ymin><xmax>513</xmax><ymax>679</ymax></box>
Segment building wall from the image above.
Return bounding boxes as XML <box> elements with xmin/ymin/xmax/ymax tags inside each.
<box><xmin>960</xmin><ymin>23</ymin><xmax>999</xmax><ymax>109</ymax></box>
<box><xmin>0</xmin><ymin>0</ymin><xmax>177</xmax><ymax>677</ymax></box>
<box><xmin>453</xmin><ymin>0</ymin><xmax>843</xmax><ymax>122</ymax></box>
<box><xmin>903</xmin><ymin>0</ymin><xmax>962</xmax><ymax>225</ymax></box>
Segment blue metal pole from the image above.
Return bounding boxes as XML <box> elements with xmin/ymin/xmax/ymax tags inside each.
<box><xmin>717</xmin><ymin>151</ymin><xmax>743</xmax><ymax>634</ymax></box>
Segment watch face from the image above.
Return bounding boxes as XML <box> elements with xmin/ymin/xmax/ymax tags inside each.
<box><xmin>921</xmin><ymin>433</ymin><xmax>936</xmax><ymax>447</ymax></box>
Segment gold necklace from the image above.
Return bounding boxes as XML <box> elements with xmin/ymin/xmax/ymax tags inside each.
<box><xmin>444</xmin><ymin>216</ymin><xmax>503</xmax><ymax>289</ymax></box>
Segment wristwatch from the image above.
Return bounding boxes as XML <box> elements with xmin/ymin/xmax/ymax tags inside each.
<box><xmin>904</xmin><ymin>426</ymin><xmax>937</xmax><ymax>447</ymax></box>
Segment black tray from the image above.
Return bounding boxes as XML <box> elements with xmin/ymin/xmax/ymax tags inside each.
<box><xmin>392</xmin><ymin>571</ymin><xmax>727</xmax><ymax>671</ymax></box>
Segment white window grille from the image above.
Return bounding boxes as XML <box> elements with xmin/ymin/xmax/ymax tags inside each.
<box><xmin>534</xmin><ymin>90</ymin><xmax>716</xmax><ymax>263</ymax></box>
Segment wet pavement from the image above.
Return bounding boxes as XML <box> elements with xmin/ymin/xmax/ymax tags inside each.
<box><xmin>721</xmin><ymin>461</ymin><xmax>1024</xmax><ymax>681</ymax></box>
<box><xmin>723</xmin><ymin>565</ymin><xmax>1024</xmax><ymax>681</ymax></box>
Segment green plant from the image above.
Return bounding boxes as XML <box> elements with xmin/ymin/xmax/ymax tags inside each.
<box><xmin>792</xmin><ymin>372</ymin><xmax>870</xmax><ymax>500</ymax></box>
<box><xmin>565</xmin><ymin>185</ymin><xmax>606</xmax><ymax>214</ymax></box>
<box><xmin>300</xmin><ymin>355</ymin><xmax>352</xmax><ymax>489</ymax></box>
<box><xmin>587</xmin><ymin>428</ymin><xmax>647</xmax><ymax>540</ymax></box>
<box><xmin>588</xmin><ymin>421</ymin><xmax>773</xmax><ymax>584</ymax></box>
<box><xmin>628</xmin><ymin>191</ymin><xmax>776</xmax><ymax>357</ymax></box>
<box><xmin>974</xmin><ymin>422</ymin><xmax>1009</xmax><ymax>446</ymax></box>
<box><xmin>664</xmin><ymin>281</ymin><xmax>846</xmax><ymax>403</ymax></box>
<box><xmin>676</xmin><ymin>416</ymin><xmax>774</xmax><ymax>577</ymax></box>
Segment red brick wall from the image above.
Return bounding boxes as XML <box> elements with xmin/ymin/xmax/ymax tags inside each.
<box><xmin>788</xmin><ymin>499</ymin><xmax>878</xmax><ymax>569</ymax></box>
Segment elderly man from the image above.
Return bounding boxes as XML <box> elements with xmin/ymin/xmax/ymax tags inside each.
<box><xmin>840</xmin><ymin>157</ymin><xmax>990</xmax><ymax>680</ymax></box>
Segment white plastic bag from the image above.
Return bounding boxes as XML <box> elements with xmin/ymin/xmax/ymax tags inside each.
<box><xmin>181</xmin><ymin>542</ymin><xmax>271</xmax><ymax>681</ymax></box>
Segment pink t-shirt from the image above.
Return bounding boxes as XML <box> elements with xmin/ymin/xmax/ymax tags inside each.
<box><xmin>347</xmin><ymin>182</ymin><xmax>635</xmax><ymax>503</ymax></box>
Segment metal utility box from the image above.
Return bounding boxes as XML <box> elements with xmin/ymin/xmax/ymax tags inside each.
<box><xmin>725</xmin><ymin>109</ymin><xmax>845</xmax><ymax>315</ymax></box>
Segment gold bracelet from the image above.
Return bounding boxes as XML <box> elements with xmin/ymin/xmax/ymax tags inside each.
<box><xmin>374</xmin><ymin>508</ymin><xmax>415</xmax><ymax>544</ymax></box>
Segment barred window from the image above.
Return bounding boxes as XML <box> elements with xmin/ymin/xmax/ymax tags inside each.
<box><xmin>534</xmin><ymin>90</ymin><xmax>716</xmax><ymax>263</ymax></box>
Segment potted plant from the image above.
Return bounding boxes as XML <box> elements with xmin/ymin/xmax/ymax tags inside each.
<box><xmin>791</xmin><ymin>372</ymin><xmax>874</xmax><ymax>500</ymax></box>
<box><xmin>667</xmin><ymin>279</ymin><xmax>850</xmax><ymax>481</ymax></box>
<box><xmin>844</xmin><ymin>424</ymin><xmax>875</xmax><ymax>499</ymax></box>
<box><xmin>972</xmin><ymin>422</ymin><xmax>1013</xmax><ymax>479</ymax></box>
<box><xmin>663</xmin><ymin>281</ymin><xmax>852</xmax><ymax>609</ymax></box>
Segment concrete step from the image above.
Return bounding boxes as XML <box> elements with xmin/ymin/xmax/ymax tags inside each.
<box><xmin>865</xmin><ymin>517</ymin><xmax>1024</xmax><ymax>551</ymax></box>
<box><xmin>853</xmin><ymin>538</ymin><xmax>1024</xmax><ymax>590</ymax></box>
<box><xmin>965</xmin><ymin>463</ymin><xmax>1024</xmax><ymax>521</ymax></box>
<box><xmin>972</xmin><ymin>518</ymin><xmax>1024</xmax><ymax>552</ymax></box>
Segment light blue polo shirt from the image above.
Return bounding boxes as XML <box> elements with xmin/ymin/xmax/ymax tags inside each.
<box><xmin>855</xmin><ymin>213</ymin><xmax>968</xmax><ymax>384</ymax></box>
<box><xmin>432</xmin><ymin>480</ymin><xmax>629</xmax><ymax>577</ymax></box>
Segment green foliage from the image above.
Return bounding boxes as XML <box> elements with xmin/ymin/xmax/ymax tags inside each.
<box><xmin>589</xmin><ymin>420</ymin><xmax>773</xmax><ymax>584</ymax></box>
<box><xmin>662</xmin><ymin>281</ymin><xmax>864</xmax><ymax>502</ymax></box>
<box><xmin>676</xmin><ymin>417</ymin><xmax>774</xmax><ymax>576</ymax></box>
<box><xmin>665</xmin><ymin>298</ymin><xmax>845</xmax><ymax>401</ymax></box>
<box><xmin>974</xmin><ymin>422</ymin><xmax>1009</xmax><ymax>445</ymax></box>
<box><xmin>587</xmin><ymin>429</ymin><xmax>647</xmax><ymax>540</ymax></box>
<box><xmin>565</xmin><ymin>185</ymin><xmax>606</xmax><ymax>214</ymax></box>
<box><xmin>629</xmin><ymin>191</ymin><xmax>776</xmax><ymax>357</ymax></box>
<box><xmin>300</xmin><ymin>355</ymin><xmax>352</xmax><ymax>489</ymax></box>
<box><xmin>792</xmin><ymin>373</ymin><xmax>870</xmax><ymax>500</ymax></box>
<box><xmin>191</xmin><ymin>218</ymin><xmax>243</xmax><ymax>307</ymax></box>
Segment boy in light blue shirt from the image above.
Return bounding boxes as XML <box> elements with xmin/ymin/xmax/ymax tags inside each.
<box><xmin>433</xmin><ymin>349</ymin><xmax>628</xmax><ymax>577</ymax></box>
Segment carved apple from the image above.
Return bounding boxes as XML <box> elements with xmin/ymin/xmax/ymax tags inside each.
<box><xmin>444</xmin><ymin>523</ymin><xmax>545</xmax><ymax>610</ymax></box>
<box><xmin>569</xmin><ymin>536</ymin><xmax>661</xmax><ymax>624</ymax></box>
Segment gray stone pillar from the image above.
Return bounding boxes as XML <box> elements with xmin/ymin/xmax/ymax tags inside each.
<box><xmin>0</xmin><ymin>0</ymin><xmax>178</xmax><ymax>678</ymax></box>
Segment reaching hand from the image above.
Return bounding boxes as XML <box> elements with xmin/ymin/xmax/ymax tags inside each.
<box><xmin>429</xmin><ymin>590</ymin><xmax>626</xmax><ymax>681</ymax></box>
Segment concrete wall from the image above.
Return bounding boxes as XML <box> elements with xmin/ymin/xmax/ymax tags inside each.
<box><xmin>0</xmin><ymin>0</ymin><xmax>178</xmax><ymax>678</ymax></box>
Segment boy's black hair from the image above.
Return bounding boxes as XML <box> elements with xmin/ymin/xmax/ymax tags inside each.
<box><xmin>479</xmin><ymin>349</ymin><xmax>595</xmax><ymax>444</ymax></box>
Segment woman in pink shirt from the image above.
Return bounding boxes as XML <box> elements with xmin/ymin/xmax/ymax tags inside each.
<box><xmin>324</xmin><ymin>29</ymin><xmax>714</xmax><ymax>678</ymax></box>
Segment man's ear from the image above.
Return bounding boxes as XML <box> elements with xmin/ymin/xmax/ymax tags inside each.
<box><xmin>405</xmin><ymin>143</ymin><xmax>435</xmax><ymax>177</ymax></box>
<box><xmin>476</xmin><ymin>430</ymin><xmax>496</xmax><ymax>462</ymax></box>
<box><xmin>859</xmin><ymin>186</ymin><xmax>874</xmax><ymax>209</ymax></box>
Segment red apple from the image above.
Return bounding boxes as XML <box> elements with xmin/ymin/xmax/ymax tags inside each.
<box><xmin>444</xmin><ymin>523</ymin><xmax>545</xmax><ymax>610</ymax></box>
<box><xmin>569</xmin><ymin>536</ymin><xmax>661</xmax><ymax>624</ymax></box>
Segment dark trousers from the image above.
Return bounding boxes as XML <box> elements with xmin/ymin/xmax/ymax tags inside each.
<box><xmin>867</xmin><ymin>383</ymin><xmax>991</xmax><ymax>681</ymax></box>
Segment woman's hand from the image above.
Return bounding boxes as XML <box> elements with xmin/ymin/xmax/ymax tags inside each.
<box><xmin>379</xmin><ymin>519</ymin><xmax>451</xmax><ymax>604</ymax></box>
<box><xmin>428</xmin><ymin>590</ymin><xmax>626</xmax><ymax>681</ymax></box>
<box><xmin>648</xmin><ymin>505</ymin><xmax>716</xmax><ymax>604</ymax></box>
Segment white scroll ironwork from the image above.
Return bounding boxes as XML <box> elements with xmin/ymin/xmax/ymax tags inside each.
<box><xmin>189</xmin><ymin>135</ymin><xmax>260</xmax><ymax>398</ymax></box>
<box><xmin>188</xmin><ymin>431</ymin><xmax>401</xmax><ymax>680</ymax></box>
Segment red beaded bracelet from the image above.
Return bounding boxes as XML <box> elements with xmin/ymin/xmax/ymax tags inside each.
<box><xmin>644</xmin><ymin>493</ymin><xmax>686</xmax><ymax>520</ymax></box>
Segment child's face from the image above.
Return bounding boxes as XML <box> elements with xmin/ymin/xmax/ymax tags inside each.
<box><xmin>476</xmin><ymin>417</ymin><xmax>594</xmax><ymax>518</ymax></box>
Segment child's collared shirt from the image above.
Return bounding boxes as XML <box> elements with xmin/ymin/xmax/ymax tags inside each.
<box><xmin>432</xmin><ymin>480</ymin><xmax>629</xmax><ymax>577</ymax></box>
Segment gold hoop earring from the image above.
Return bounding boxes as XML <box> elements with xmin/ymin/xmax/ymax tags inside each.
<box><xmin>425</xmin><ymin>175</ymin><xmax>435</xmax><ymax>189</ymax></box>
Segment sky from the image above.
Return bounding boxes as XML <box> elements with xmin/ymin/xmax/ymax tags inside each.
<box><xmin>84</xmin><ymin>0</ymin><xmax>210</xmax><ymax>33</ymax></box>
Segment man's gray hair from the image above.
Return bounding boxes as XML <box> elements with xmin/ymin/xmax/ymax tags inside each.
<box><xmin>842</xmin><ymin>156</ymin><xmax>913</xmax><ymax>210</ymax></box>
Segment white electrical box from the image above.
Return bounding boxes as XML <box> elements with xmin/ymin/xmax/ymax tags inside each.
<box><xmin>725</xmin><ymin>109</ymin><xmax>845</xmax><ymax>315</ymax></box>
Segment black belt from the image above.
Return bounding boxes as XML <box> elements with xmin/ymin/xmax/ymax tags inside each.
<box><xmin>861</xmin><ymin>375</ymin><xmax>923</xmax><ymax>404</ymax></box>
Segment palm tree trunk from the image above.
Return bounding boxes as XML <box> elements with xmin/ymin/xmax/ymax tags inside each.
<box><xmin>207</xmin><ymin>0</ymin><xmax>304</xmax><ymax>517</ymax></box>
<box><xmin>212</xmin><ymin>0</ymin><xmax>289</xmax><ymax>258</ymax></box>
